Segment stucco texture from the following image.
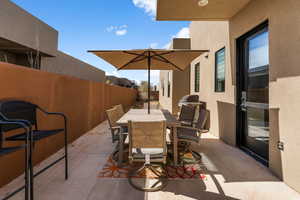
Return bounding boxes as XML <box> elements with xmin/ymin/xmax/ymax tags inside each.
<box><xmin>189</xmin><ymin>0</ymin><xmax>300</xmax><ymax>193</ymax></box>
<box><xmin>41</xmin><ymin>51</ymin><xmax>106</xmax><ymax>83</ymax></box>
<box><xmin>190</xmin><ymin>21</ymin><xmax>235</xmax><ymax>146</ymax></box>
<box><xmin>0</xmin><ymin>0</ymin><xmax>58</xmax><ymax>56</ymax></box>
<box><xmin>0</xmin><ymin>62</ymin><xmax>136</xmax><ymax>187</ymax></box>
<box><xmin>229</xmin><ymin>0</ymin><xmax>300</xmax><ymax>192</ymax></box>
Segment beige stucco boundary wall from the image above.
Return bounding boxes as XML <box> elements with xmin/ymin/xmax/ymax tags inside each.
<box><xmin>229</xmin><ymin>0</ymin><xmax>300</xmax><ymax>192</ymax></box>
<box><xmin>41</xmin><ymin>51</ymin><xmax>106</xmax><ymax>83</ymax></box>
<box><xmin>0</xmin><ymin>62</ymin><xmax>136</xmax><ymax>187</ymax></box>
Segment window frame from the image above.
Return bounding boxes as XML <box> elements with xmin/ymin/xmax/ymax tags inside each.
<box><xmin>161</xmin><ymin>79</ymin><xmax>164</xmax><ymax>96</ymax></box>
<box><xmin>167</xmin><ymin>71</ymin><xmax>171</xmax><ymax>97</ymax></box>
<box><xmin>215</xmin><ymin>47</ymin><xmax>226</xmax><ymax>92</ymax></box>
<box><xmin>194</xmin><ymin>62</ymin><xmax>200</xmax><ymax>93</ymax></box>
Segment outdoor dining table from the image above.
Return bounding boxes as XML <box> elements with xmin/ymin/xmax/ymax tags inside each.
<box><xmin>116</xmin><ymin>109</ymin><xmax>180</xmax><ymax>166</ymax></box>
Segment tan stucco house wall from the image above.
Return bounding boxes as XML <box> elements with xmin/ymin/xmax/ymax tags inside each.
<box><xmin>190</xmin><ymin>21</ymin><xmax>235</xmax><ymax>146</ymax></box>
<box><xmin>159</xmin><ymin>38</ymin><xmax>191</xmax><ymax>115</ymax></box>
<box><xmin>157</xmin><ymin>0</ymin><xmax>300</xmax><ymax>193</ymax></box>
<box><xmin>228</xmin><ymin>0</ymin><xmax>300</xmax><ymax>193</ymax></box>
<box><xmin>0</xmin><ymin>0</ymin><xmax>58</xmax><ymax>56</ymax></box>
<box><xmin>188</xmin><ymin>0</ymin><xmax>300</xmax><ymax>193</ymax></box>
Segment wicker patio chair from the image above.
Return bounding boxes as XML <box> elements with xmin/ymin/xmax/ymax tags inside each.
<box><xmin>106</xmin><ymin>107</ymin><xmax>128</xmax><ymax>162</ymax></box>
<box><xmin>106</xmin><ymin>107</ymin><xmax>122</xmax><ymax>144</ymax></box>
<box><xmin>114</xmin><ymin>104</ymin><xmax>125</xmax><ymax>117</ymax></box>
<box><xmin>114</xmin><ymin>104</ymin><xmax>128</xmax><ymax>132</ymax></box>
<box><xmin>128</xmin><ymin>120</ymin><xmax>168</xmax><ymax>192</ymax></box>
<box><xmin>178</xmin><ymin>104</ymin><xmax>196</xmax><ymax>127</ymax></box>
<box><xmin>176</xmin><ymin>108</ymin><xmax>209</xmax><ymax>162</ymax></box>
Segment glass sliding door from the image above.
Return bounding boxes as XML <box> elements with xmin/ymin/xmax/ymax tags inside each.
<box><xmin>237</xmin><ymin>22</ymin><xmax>269</xmax><ymax>164</ymax></box>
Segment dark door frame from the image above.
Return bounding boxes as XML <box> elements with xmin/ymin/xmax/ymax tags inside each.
<box><xmin>236</xmin><ymin>20</ymin><xmax>269</xmax><ymax>166</ymax></box>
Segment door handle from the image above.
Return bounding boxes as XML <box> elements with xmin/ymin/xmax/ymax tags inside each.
<box><xmin>240</xmin><ymin>102</ymin><xmax>247</xmax><ymax>111</ymax></box>
<box><xmin>240</xmin><ymin>91</ymin><xmax>247</xmax><ymax>111</ymax></box>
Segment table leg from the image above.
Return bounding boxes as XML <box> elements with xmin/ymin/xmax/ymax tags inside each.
<box><xmin>173</xmin><ymin>126</ymin><xmax>178</xmax><ymax>166</ymax></box>
<box><xmin>118</xmin><ymin>133</ymin><xmax>124</xmax><ymax>167</ymax></box>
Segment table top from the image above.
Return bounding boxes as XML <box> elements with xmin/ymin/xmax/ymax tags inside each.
<box><xmin>116</xmin><ymin>109</ymin><xmax>179</xmax><ymax>126</ymax></box>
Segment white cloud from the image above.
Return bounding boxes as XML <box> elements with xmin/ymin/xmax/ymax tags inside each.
<box><xmin>163</xmin><ymin>42</ymin><xmax>171</xmax><ymax>49</ymax></box>
<box><xmin>175</xmin><ymin>27</ymin><xmax>190</xmax><ymax>38</ymax></box>
<box><xmin>150</xmin><ymin>42</ymin><xmax>158</xmax><ymax>49</ymax></box>
<box><xmin>163</xmin><ymin>27</ymin><xmax>190</xmax><ymax>49</ymax></box>
<box><xmin>132</xmin><ymin>0</ymin><xmax>157</xmax><ymax>16</ymax></box>
<box><xmin>106</xmin><ymin>26</ymin><xmax>115</xmax><ymax>32</ymax></box>
<box><xmin>115</xmin><ymin>29</ymin><xmax>127</xmax><ymax>36</ymax></box>
<box><xmin>106</xmin><ymin>25</ymin><xmax>128</xmax><ymax>36</ymax></box>
<box><xmin>119</xmin><ymin>25</ymin><xmax>128</xmax><ymax>29</ymax></box>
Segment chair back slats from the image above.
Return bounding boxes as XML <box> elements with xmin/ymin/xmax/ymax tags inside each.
<box><xmin>128</xmin><ymin>121</ymin><xmax>166</xmax><ymax>149</ymax></box>
<box><xmin>0</xmin><ymin>100</ymin><xmax>37</xmax><ymax>132</ymax></box>
<box><xmin>195</xmin><ymin>108</ymin><xmax>209</xmax><ymax>130</ymax></box>
<box><xmin>178</xmin><ymin>104</ymin><xmax>196</xmax><ymax>124</ymax></box>
<box><xmin>106</xmin><ymin>108</ymin><xmax>119</xmax><ymax>128</ymax></box>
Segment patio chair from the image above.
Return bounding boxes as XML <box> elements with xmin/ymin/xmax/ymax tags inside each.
<box><xmin>114</xmin><ymin>104</ymin><xmax>128</xmax><ymax>132</ymax></box>
<box><xmin>106</xmin><ymin>107</ymin><xmax>128</xmax><ymax>162</ymax></box>
<box><xmin>0</xmin><ymin>100</ymin><xmax>68</xmax><ymax>200</ymax></box>
<box><xmin>176</xmin><ymin>108</ymin><xmax>209</xmax><ymax>162</ymax></box>
<box><xmin>0</xmin><ymin>120</ymin><xmax>30</xmax><ymax>200</ymax></box>
<box><xmin>106</xmin><ymin>107</ymin><xmax>122</xmax><ymax>144</ymax></box>
<box><xmin>114</xmin><ymin>104</ymin><xmax>125</xmax><ymax>117</ymax></box>
<box><xmin>178</xmin><ymin>104</ymin><xmax>196</xmax><ymax>127</ymax></box>
<box><xmin>128</xmin><ymin>120</ymin><xmax>168</xmax><ymax>192</ymax></box>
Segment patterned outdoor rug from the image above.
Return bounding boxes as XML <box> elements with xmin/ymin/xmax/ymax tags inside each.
<box><xmin>98</xmin><ymin>155</ymin><xmax>207</xmax><ymax>180</ymax></box>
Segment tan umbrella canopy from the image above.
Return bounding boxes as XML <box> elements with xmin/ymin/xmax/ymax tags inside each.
<box><xmin>88</xmin><ymin>49</ymin><xmax>209</xmax><ymax>113</ymax></box>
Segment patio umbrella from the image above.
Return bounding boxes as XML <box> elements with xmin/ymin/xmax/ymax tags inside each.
<box><xmin>88</xmin><ymin>49</ymin><xmax>208</xmax><ymax>114</ymax></box>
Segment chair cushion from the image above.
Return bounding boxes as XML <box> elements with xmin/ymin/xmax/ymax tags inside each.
<box><xmin>6</xmin><ymin>129</ymin><xmax>64</xmax><ymax>141</ymax></box>
<box><xmin>177</xmin><ymin>127</ymin><xmax>199</xmax><ymax>142</ymax></box>
<box><xmin>132</xmin><ymin>148</ymin><xmax>164</xmax><ymax>159</ymax></box>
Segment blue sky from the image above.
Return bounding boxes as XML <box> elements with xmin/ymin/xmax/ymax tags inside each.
<box><xmin>11</xmin><ymin>0</ymin><xmax>190</xmax><ymax>85</ymax></box>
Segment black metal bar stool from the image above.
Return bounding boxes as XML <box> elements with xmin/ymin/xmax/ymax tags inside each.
<box><xmin>0</xmin><ymin>119</ymin><xmax>30</xmax><ymax>200</ymax></box>
<box><xmin>0</xmin><ymin>100</ymin><xmax>68</xmax><ymax>200</ymax></box>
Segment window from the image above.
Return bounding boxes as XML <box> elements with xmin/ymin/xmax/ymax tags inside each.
<box><xmin>161</xmin><ymin>79</ymin><xmax>164</xmax><ymax>96</ymax></box>
<box><xmin>194</xmin><ymin>63</ymin><xmax>200</xmax><ymax>92</ymax></box>
<box><xmin>215</xmin><ymin>48</ymin><xmax>226</xmax><ymax>92</ymax></box>
<box><xmin>167</xmin><ymin>71</ymin><xmax>171</xmax><ymax>97</ymax></box>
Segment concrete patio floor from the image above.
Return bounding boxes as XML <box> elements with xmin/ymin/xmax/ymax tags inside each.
<box><xmin>0</xmin><ymin>120</ymin><xmax>299</xmax><ymax>200</ymax></box>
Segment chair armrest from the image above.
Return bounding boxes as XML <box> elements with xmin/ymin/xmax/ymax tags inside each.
<box><xmin>176</xmin><ymin>125</ymin><xmax>208</xmax><ymax>133</ymax></box>
<box><xmin>37</xmin><ymin>106</ymin><xmax>67</xmax><ymax>120</ymax></box>
<box><xmin>176</xmin><ymin>125</ymin><xmax>199</xmax><ymax>131</ymax></box>
<box><xmin>37</xmin><ymin>106</ymin><xmax>67</xmax><ymax>130</ymax></box>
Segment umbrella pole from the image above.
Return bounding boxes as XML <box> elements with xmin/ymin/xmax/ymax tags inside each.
<box><xmin>147</xmin><ymin>52</ymin><xmax>151</xmax><ymax>114</ymax></box>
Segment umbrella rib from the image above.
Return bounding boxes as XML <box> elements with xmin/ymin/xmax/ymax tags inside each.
<box><xmin>151</xmin><ymin>51</ymin><xmax>184</xmax><ymax>71</ymax></box>
<box><xmin>118</xmin><ymin>51</ymin><xmax>147</xmax><ymax>70</ymax></box>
